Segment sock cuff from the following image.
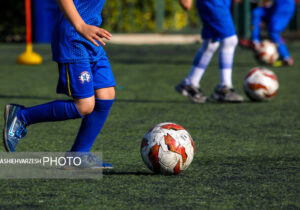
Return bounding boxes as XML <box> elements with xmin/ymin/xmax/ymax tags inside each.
<box><xmin>95</xmin><ymin>98</ymin><xmax>115</xmax><ymax>110</ymax></box>
<box><xmin>70</xmin><ymin>101</ymin><xmax>84</xmax><ymax>119</ymax></box>
<box><xmin>17</xmin><ymin>110</ymin><xmax>28</xmax><ymax>126</ymax></box>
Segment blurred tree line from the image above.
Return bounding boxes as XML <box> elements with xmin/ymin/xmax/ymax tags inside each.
<box><xmin>0</xmin><ymin>0</ymin><xmax>299</xmax><ymax>43</ymax></box>
<box><xmin>101</xmin><ymin>0</ymin><xmax>199</xmax><ymax>32</ymax></box>
<box><xmin>0</xmin><ymin>0</ymin><xmax>200</xmax><ymax>42</ymax></box>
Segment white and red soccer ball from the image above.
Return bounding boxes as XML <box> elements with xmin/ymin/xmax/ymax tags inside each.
<box><xmin>243</xmin><ymin>67</ymin><xmax>279</xmax><ymax>101</ymax></box>
<box><xmin>140</xmin><ymin>122</ymin><xmax>195</xmax><ymax>175</ymax></box>
<box><xmin>257</xmin><ymin>40</ymin><xmax>279</xmax><ymax>64</ymax></box>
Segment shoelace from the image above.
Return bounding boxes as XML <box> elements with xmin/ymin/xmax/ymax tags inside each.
<box><xmin>15</xmin><ymin>128</ymin><xmax>27</xmax><ymax>139</ymax></box>
<box><xmin>87</xmin><ymin>154</ymin><xmax>100</xmax><ymax>163</ymax></box>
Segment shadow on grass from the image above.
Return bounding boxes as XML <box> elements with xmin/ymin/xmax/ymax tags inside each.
<box><xmin>0</xmin><ymin>95</ymin><xmax>60</xmax><ymax>101</ymax></box>
<box><xmin>0</xmin><ymin>95</ymin><xmax>188</xmax><ymax>104</ymax></box>
<box><xmin>115</xmin><ymin>99</ymin><xmax>190</xmax><ymax>104</ymax></box>
<box><xmin>116</xmin><ymin>99</ymin><xmax>257</xmax><ymax>104</ymax></box>
<box><xmin>0</xmin><ymin>94</ymin><xmax>258</xmax><ymax>105</ymax></box>
<box><xmin>111</xmin><ymin>58</ymin><xmax>192</xmax><ymax>65</ymax></box>
<box><xmin>103</xmin><ymin>170</ymin><xmax>156</xmax><ymax>176</ymax></box>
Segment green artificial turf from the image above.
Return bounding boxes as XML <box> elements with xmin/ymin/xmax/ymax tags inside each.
<box><xmin>0</xmin><ymin>43</ymin><xmax>299</xmax><ymax>209</ymax></box>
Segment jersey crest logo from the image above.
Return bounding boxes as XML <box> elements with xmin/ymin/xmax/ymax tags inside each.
<box><xmin>79</xmin><ymin>71</ymin><xmax>91</xmax><ymax>84</ymax></box>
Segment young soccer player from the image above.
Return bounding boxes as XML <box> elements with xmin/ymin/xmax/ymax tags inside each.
<box><xmin>176</xmin><ymin>0</ymin><xmax>244</xmax><ymax>103</ymax></box>
<box><xmin>3</xmin><ymin>0</ymin><xmax>115</xmax><ymax>169</ymax></box>
<box><xmin>251</xmin><ymin>0</ymin><xmax>296</xmax><ymax>66</ymax></box>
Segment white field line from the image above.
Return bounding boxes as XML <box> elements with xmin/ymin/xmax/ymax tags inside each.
<box><xmin>107</xmin><ymin>33</ymin><xmax>202</xmax><ymax>45</ymax></box>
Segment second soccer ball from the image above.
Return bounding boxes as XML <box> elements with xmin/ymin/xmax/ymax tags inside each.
<box><xmin>243</xmin><ymin>67</ymin><xmax>279</xmax><ymax>102</ymax></box>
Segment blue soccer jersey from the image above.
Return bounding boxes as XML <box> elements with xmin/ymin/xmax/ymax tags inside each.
<box><xmin>51</xmin><ymin>0</ymin><xmax>106</xmax><ymax>63</ymax></box>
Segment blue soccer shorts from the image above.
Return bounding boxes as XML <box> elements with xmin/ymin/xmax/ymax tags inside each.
<box><xmin>56</xmin><ymin>55</ymin><xmax>116</xmax><ymax>99</ymax></box>
<box><xmin>197</xmin><ymin>0</ymin><xmax>236</xmax><ymax>39</ymax></box>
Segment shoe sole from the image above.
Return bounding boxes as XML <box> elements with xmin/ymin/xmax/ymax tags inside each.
<box><xmin>3</xmin><ymin>105</ymin><xmax>12</xmax><ymax>152</ymax></box>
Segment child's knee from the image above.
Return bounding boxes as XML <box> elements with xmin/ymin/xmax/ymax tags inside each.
<box><xmin>77</xmin><ymin>103</ymin><xmax>95</xmax><ymax>116</ymax></box>
<box><xmin>269</xmin><ymin>31</ymin><xmax>281</xmax><ymax>43</ymax></box>
<box><xmin>206</xmin><ymin>40</ymin><xmax>220</xmax><ymax>53</ymax></box>
<box><xmin>75</xmin><ymin>98</ymin><xmax>95</xmax><ymax>116</ymax></box>
<box><xmin>107</xmin><ymin>87</ymin><xmax>115</xmax><ymax>99</ymax></box>
<box><xmin>95</xmin><ymin>87</ymin><xmax>115</xmax><ymax>100</ymax></box>
<box><xmin>222</xmin><ymin>35</ymin><xmax>238</xmax><ymax>50</ymax></box>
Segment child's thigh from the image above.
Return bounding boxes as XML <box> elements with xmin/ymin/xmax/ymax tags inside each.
<box><xmin>91</xmin><ymin>55</ymin><xmax>116</xmax><ymax>90</ymax></box>
<box><xmin>57</xmin><ymin>62</ymin><xmax>94</xmax><ymax>99</ymax></box>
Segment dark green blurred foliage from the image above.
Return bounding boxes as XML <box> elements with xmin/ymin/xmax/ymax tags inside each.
<box><xmin>0</xmin><ymin>0</ymin><xmax>299</xmax><ymax>42</ymax></box>
<box><xmin>0</xmin><ymin>1</ymin><xmax>25</xmax><ymax>42</ymax></box>
<box><xmin>101</xmin><ymin>0</ymin><xmax>199</xmax><ymax>33</ymax></box>
<box><xmin>0</xmin><ymin>0</ymin><xmax>199</xmax><ymax>42</ymax></box>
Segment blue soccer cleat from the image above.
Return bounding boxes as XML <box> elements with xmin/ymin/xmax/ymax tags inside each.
<box><xmin>64</xmin><ymin>152</ymin><xmax>113</xmax><ymax>170</ymax></box>
<box><xmin>3</xmin><ymin>104</ymin><xmax>27</xmax><ymax>152</ymax></box>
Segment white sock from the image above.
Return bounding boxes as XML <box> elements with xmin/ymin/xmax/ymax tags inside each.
<box><xmin>220</xmin><ymin>68</ymin><xmax>233</xmax><ymax>88</ymax></box>
<box><xmin>219</xmin><ymin>35</ymin><xmax>238</xmax><ymax>88</ymax></box>
<box><xmin>185</xmin><ymin>39</ymin><xmax>220</xmax><ymax>87</ymax></box>
<box><xmin>185</xmin><ymin>66</ymin><xmax>206</xmax><ymax>87</ymax></box>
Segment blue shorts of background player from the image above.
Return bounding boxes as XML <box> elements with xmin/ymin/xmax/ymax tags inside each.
<box><xmin>251</xmin><ymin>0</ymin><xmax>296</xmax><ymax>65</ymax></box>
<box><xmin>3</xmin><ymin>0</ymin><xmax>116</xmax><ymax>169</ymax></box>
<box><xmin>197</xmin><ymin>0</ymin><xmax>236</xmax><ymax>40</ymax></box>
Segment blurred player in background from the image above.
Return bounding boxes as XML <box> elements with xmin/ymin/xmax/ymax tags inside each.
<box><xmin>176</xmin><ymin>0</ymin><xmax>244</xmax><ymax>103</ymax></box>
<box><xmin>3</xmin><ymin>0</ymin><xmax>115</xmax><ymax>169</ymax></box>
<box><xmin>249</xmin><ymin>0</ymin><xmax>295</xmax><ymax>66</ymax></box>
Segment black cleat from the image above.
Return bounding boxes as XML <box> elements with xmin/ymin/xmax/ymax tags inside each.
<box><xmin>175</xmin><ymin>83</ymin><xmax>207</xmax><ymax>104</ymax></box>
<box><xmin>211</xmin><ymin>86</ymin><xmax>244</xmax><ymax>103</ymax></box>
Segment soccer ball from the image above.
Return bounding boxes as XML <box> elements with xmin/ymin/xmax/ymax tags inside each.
<box><xmin>140</xmin><ymin>122</ymin><xmax>195</xmax><ymax>175</ymax></box>
<box><xmin>243</xmin><ymin>67</ymin><xmax>279</xmax><ymax>101</ymax></box>
<box><xmin>257</xmin><ymin>40</ymin><xmax>279</xmax><ymax>64</ymax></box>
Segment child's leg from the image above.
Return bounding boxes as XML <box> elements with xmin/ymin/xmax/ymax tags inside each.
<box><xmin>4</xmin><ymin>97</ymin><xmax>93</xmax><ymax>152</ymax></box>
<box><xmin>17</xmin><ymin>99</ymin><xmax>90</xmax><ymax>126</ymax></box>
<box><xmin>268</xmin><ymin>8</ymin><xmax>295</xmax><ymax>60</ymax></box>
<box><xmin>251</xmin><ymin>7</ymin><xmax>266</xmax><ymax>43</ymax></box>
<box><xmin>185</xmin><ymin>39</ymin><xmax>220</xmax><ymax>87</ymax></box>
<box><xmin>71</xmin><ymin>87</ymin><xmax>115</xmax><ymax>152</ymax></box>
<box><xmin>70</xmin><ymin>55</ymin><xmax>116</xmax><ymax>152</ymax></box>
<box><xmin>218</xmin><ymin>35</ymin><xmax>238</xmax><ymax>88</ymax></box>
<box><xmin>269</xmin><ymin>32</ymin><xmax>290</xmax><ymax>60</ymax></box>
<box><xmin>18</xmin><ymin>62</ymin><xmax>98</xmax><ymax>126</ymax></box>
